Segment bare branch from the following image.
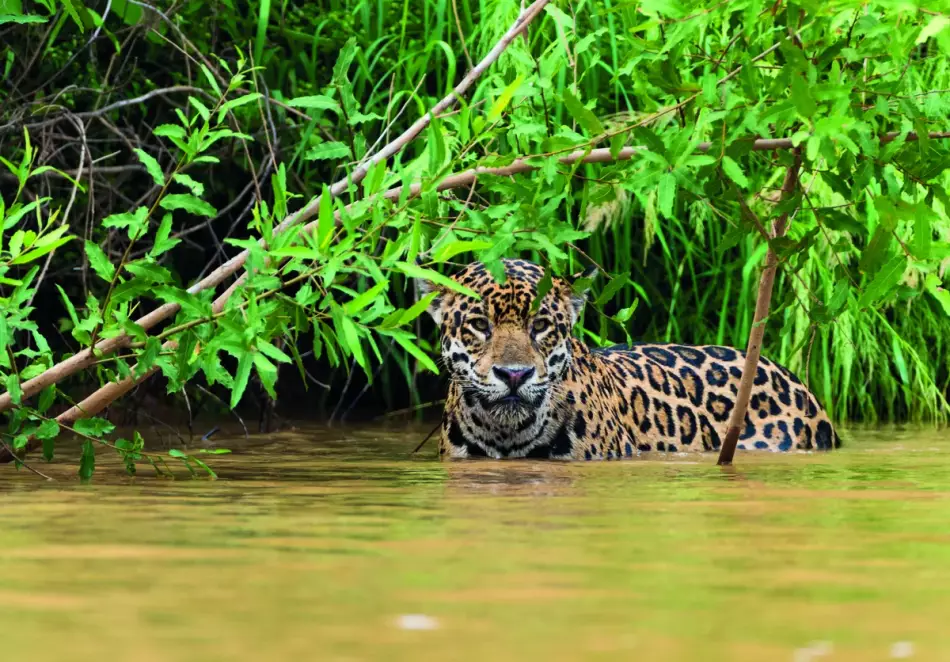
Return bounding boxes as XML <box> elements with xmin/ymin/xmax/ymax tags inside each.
<box><xmin>717</xmin><ymin>150</ymin><xmax>802</xmax><ymax>466</ymax></box>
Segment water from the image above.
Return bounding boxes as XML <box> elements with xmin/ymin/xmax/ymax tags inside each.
<box><xmin>2</xmin><ymin>424</ymin><xmax>950</xmax><ymax>661</ymax></box>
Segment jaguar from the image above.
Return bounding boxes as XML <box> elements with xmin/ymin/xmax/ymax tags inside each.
<box><xmin>416</xmin><ymin>258</ymin><xmax>841</xmax><ymax>460</ymax></box>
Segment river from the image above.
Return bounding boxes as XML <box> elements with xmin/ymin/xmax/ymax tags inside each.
<box><xmin>2</xmin><ymin>424</ymin><xmax>948</xmax><ymax>660</ymax></box>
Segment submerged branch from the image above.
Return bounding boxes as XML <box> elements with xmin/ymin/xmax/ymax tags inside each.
<box><xmin>717</xmin><ymin>150</ymin><xmax>803</xmax><ymax>466</ymax></box>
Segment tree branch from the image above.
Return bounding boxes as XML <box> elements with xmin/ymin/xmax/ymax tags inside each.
<box><xmin>717</xmin><ymin>150</ymin><xmax>802</xmax><ymax>466</ymax></box>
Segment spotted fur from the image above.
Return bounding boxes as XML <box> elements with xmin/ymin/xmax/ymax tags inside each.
<box><xmin>417</xmin><ymin>259</ymin><xmax>841</xmax><ymax>460</ymax></box>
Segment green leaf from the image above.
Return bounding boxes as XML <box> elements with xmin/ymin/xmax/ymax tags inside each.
<box><xmin>102</xmin><ymin>206</ymin><xmax>149</xmax><ymax>240</ymax></box>
<box><xmin>258</xmin><ymin>341</ymin><xmax>292</xmax><ymax>364</ymax></box>
<box><xmin>133</xmin><ymin>148</ymin><xmax>164</xmax><ymax>187</ymax></box>
<box><xmin>609</xmin><ymin>134</ymin><xmax>625</xmax><ymax>160</ymax></box>
<box><xmin>135</xmin><ymin>336</ymin><xmax>163</xmax><ymax>377</ymax></box>
<box><xmin>304</xmin><ymin>142</ymin><xmax>351</xmax><ymax>161</ymax></box>
<box><xmin>154</xmin><ymin>124</ymin><xmax>186</xmax><ymax>140</ymax></box>
<box><xmin>343</xmin><ymin>280</ymin><xmax>389</xmax><ymax>315</ymax></box>
<box><xmin>332</xmin><ymin>37</ymin><xmax>358</xmax><ymax>84</ymax></box>
<box><xmin>149</xmin><ymin>213</ymin><xmax>181</xmax><ymax>258</ymax></box>
<box><xmin>858</xmin><ymin>256</ymin><xmax>906</xmax><ymax>308</ymax></box>
<box><xmin>822</xmin><ymin>210</ymin><xmax>867</xmax><ymax>237</ymax></box>
<box><xmin>827</xmin><ymin>277</ymin><xmax>850</xmax><ymax>315</ymax></box>
<box><xmin>891</xmin><ymin>334</ymin><xmax>909</xmax><ymax>385</ymax></box>
<box><xmin>487</xmin><ymin>75</ymin><xmax>524</xmax><ymax>124</ymax></box>
<box><xmin>657</xmin><ymin>172</ymin><xmax>676</xmax><ymax>219</ymax></box>
<box><xmin>427</xmin><ymin>116</ymin><xmax>446</xmax><ymax>174</ymax></box>
<box><xmin>111</xmin><ymin>279</ymin><xmax>153</xmax><ymax>305</ymax></box>
<box><xmin>230</xmin><ymin>350</ymin><xmax>253</xmax><ymax>409</ymax></box>
<box><xmin>38</xmin><ymin>385</ymin><xmax>56</xmax><ymax>414</ymax></box>
<box><xmin>59</xmin><ymin>0</ymin><xmax>91</xmax><ymax>30</ymax></box>
<box><xmin>595</xmin><ymin>273</ymin><xmax>630</xmax><ymax>306</ymax></box>
<box><xmin>394</xmin><ymin>262</ymin><xmax>478</xmax><ymax>298</ymax></box>
<box><xmin>790</xmin><ymin>76</ymin><xmax>817</xmax><ymax>117</ymax></box>
<box><xmin>172</xmin><ymin>173</ymin><xmax>204</xmax><ymax>197</ymax></box>
<box><xmin>199</xmin><ymin>63</ymin><xmax>221</xmax><ymax>96</ymax></box>
<box><xmin>160</xmin><ymin>193</ymin><xmax>216</xmax><ymax>218</ymax></box>
<box><xmin>859</xmin><ymin>225</ymin><xmax>893</xmax><ymax>275</ymax></box>
<box><xmin>84</xmin><ymin>240</ymin><xmax>115</xmax><ymax>281</ymax></box>
<box><xmin>35</xmin><ymin>419</ymin><xmax>59</xmax><ymax>440</ymax></box>
<box><xmin>190</xmin><ymin>456</ymin><xmax>217</xmax><ymax>479</ymax></box>
<box><xmin>393</xmin><ymin>333</ymin><xmax>439</xmax><ymax>374</ymax></box>
<box><xmin>79</xmin><ymin>440</ymin><xmax>95</xmax><ymax>482</ymax></box>
<box><xmin>560</xmin><ymin>89</ymin><xmax>604</xmax><ymax>136</ymax></box>
<box><xmin>913</xmin><ymin>205</ymin><xmax>932</xmax><ymax>260</ymax></box>
<box><xmin>253</xmin><ymin>353</ymin><xmax>278</xmax><ymax>399</ymax></box>
<box><xmin>0</xmin><ymin>13</ymin><xmax>48</xmax><ymax>24</ymax></box>
<box><xmin>916</xmin><ymin>15</ymin><xmax>950</xmax><ymax>44</ymax></box>
<box><xmin>433</xmin><ymin>239</ymin><xmax>494</xmax><ymax>263</ymax></box>
<box><xmin>9</xmin><ymin>233</ymin><xmax>73</xmax><ymax>265</ymax></box>
<box><xmin>73</xmin><ymin>417</ymin><xmax>116</xmax><ymax>438</ymax></box>
<box><xmin>56</xmin><ymin>284</ymin><xmax>80</xmax><ymax>327</ymax></box>
<box><xmin>544</xmin><ymin>4</ymin><xmax>573</xmax><ymax>28</ymax></box>
<box><xmin>349</xmin><ymin>110</ymin><xmax>384</xmax><ymax>126</ymax></box>
<box><xmin>2</xmin><ymin>199</ymin><xmax>42</xmax><ymax>231</ymax></box>
<box><xmin>38</xmin><ymin>419</ymin><xmax>58</xmax><ymax>461</ymax></box>
<box><xmin>717</xmin><ymin>225</ymin><xmax>746</xmax><ymax>254</ymax></box>
<box><xmin>530</xmin><ymin>267</ymin><xmax>554</xmax><ymax>314</ymax></box>
<box><xmin>124</xmin><ymin>260</ymin><xmax>171</xmax><ymax>284</ymax></box>
<box><xmin>4</xmin><ymin>373</ymin><xmax>21</xmax><ymax>406</ymax></box>
<box><xmin>217</xmin><ymin>92</ymin><xmax>263</xmax><ymax>122</ymax></box>
<box><xmin>613</xmin><ymin>300</ymin><xmax>639</xmax><ymax>323</ymax></box>
<box><xmin>0</xmin><ymin>316</ymin><xmax>8</xmax><ymax>366</ymax></box>
<box><xmin>288</xmin><ymin>95</ymin><xmax>341</xmax><ymax>113</ymax></box>
<box><xmin>386</xmin><ymin>292</ymin><xmax>437</xmax><ymax>329</ymax></box>
<box><xmin>721</xmin><ymin>156</ymin><xmax>749</xmax><ymax>189</ymax></box>
<box><xmin>634</xmin><ymin>127</ymin><xmax>668</xmax><ymax>160</ymax></box>
<box><xmin>168</xmin><ymin>448</ymin><xmax>187</xmax><ymax>458</ymax></box>
<box><xmin>340</xmin><ymin>315</ymin><xmax>367</xmax><ymax>371</ymax></box>
<box><xmin>317</xmin><ymin>185</ymin><xmax>334</xmax><ymax>249</ymax></box>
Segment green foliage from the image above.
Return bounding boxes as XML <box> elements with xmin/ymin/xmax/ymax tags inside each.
<box><xmin>2</xmin><ymin>0</ymin><xmax>950</xmax><ymax>480</ymax></box>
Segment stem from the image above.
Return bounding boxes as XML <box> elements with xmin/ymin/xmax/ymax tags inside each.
<box><xmin>717</xmin><ymin>150</ymin><xmax>802</xmax><ymax>466</ymax></box>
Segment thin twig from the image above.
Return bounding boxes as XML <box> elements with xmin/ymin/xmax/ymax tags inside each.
<box><xmin>411</xmin><ymin>419</ymin><xmax>443</xmax><ymax>455</ymax></box>
<box><xmin>0</xmin><ymin>437</ymin><xmax>54</xmax><ymax>481</ymax></box>
<box><xmin>451</xmin><ymin>0</ymin><xmax>475</xmax><ymax>70</ymax></box>
<box><xmin>26</xmin><ymin>113</ymin><xmax>88</xmax><ymax>309</ymax></box>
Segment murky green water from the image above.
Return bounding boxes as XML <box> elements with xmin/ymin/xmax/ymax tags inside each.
<box><xmin>2</xmin><ymin>425</ymin><xmax>950</xmax><ymax>661</ymax></box>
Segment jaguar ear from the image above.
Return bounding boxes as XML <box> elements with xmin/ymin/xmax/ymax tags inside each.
<box><xmin>414</xmin><ymin>278</ymin><xmax>446</xmax><ymax>326</ymax></box>
<box><xmin>567</xmin><ymin>265</ymin><xmax>598</xmax><ymax>325</ymax></box>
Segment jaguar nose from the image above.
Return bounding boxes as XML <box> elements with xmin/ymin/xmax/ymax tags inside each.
<box><xmin>492</xmin><ymin>365</ymin><xmax>536</xmax><ymax>391</ymax></box>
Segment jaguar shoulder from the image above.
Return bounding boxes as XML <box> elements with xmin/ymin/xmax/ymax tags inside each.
<box><xmin>416</xmin><ymin>258</ymin><xmax>841</xmax><ymax>460</ymax></box>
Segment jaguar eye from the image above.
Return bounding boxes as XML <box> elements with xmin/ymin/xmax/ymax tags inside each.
<box><xmin>470</xmin><ymin>318</ymin><xmax>490</xmax><ymax>333</ymax></box>
<box><xmin>531</xmin><ymin>318</ymin><xmax>551</xmax><ymax>333</ymax></box>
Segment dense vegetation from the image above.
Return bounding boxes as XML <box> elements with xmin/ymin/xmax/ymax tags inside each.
<box><xmin>1</xmin><ymin>0</ymin><xmax>949</xmax><ymax>477</ymax></box>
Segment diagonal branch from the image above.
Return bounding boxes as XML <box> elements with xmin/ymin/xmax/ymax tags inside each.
<box><xmin>717</xmin><ymin>150</ymin><xmax>803</xmax><ymax>466</ymax></box>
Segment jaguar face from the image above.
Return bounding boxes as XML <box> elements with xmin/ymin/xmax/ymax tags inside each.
<box><xmin>416</xmin><ymin>259</ymin><xmax>591</xmax><ymax>425</ymax></box>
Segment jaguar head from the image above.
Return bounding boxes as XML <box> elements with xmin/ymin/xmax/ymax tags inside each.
<box><xmin>416</xmin><ymin>259</ymin><xmax>594</xmax><ymax>425</ymax></box>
